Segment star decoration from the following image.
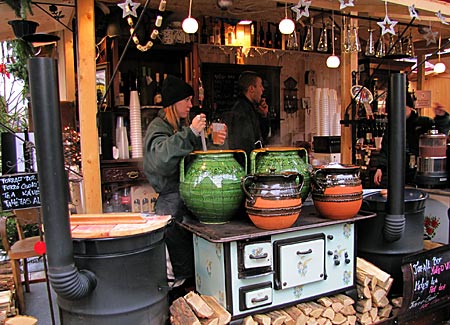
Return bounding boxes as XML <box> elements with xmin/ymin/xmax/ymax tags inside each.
<box><xmin>118</xmin><ymin>0</ymin><xmax>140</xmax><ymax>18</ymax></box>
<box><xmin>408</xmin><ymin>5</ymin><xmax>419</xmax><ymax>19</ymax></box>
<box><xmin>423</xmin><ymin>27</ymin><xmax>438</xmax><ymax>46</ymax></box>
<box><xmin>377</xmin><ymin>15</ymin><xmax>398</xmax><ymax>36</ymax></box>
<box><xmin>436</xmin><ymin>11</ymin><xmax>449</xmax><ymax>25</ymax></box>
<box><xmin>339</xmin><ymin>0</ymin><xmax>355</xmax><ymax>10</ymax></box>
<box><xmin>291</xmin><ymin>0</ymin><xmax>311</xmax><ymax>20</ymax></box>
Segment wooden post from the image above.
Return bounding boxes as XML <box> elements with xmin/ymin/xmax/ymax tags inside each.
<box><xmin>76</xmin><ymin>0</ymin><xmax>102</xmax><ymax>213</ymax></box>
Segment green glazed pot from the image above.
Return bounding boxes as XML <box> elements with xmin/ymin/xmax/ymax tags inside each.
<box><xmin>250</xmin><ymin>147</ymin><xmax>311</xmax><ymax>203</ymax></box>
<box><xmin>180</xmin><ymin>149</ymin><xmax>247</xmax><ymax>224</ymax></box>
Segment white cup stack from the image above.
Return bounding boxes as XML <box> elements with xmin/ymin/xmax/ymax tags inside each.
<box><xmin>129</xmin><ymin>90</ymin><xmax>143</xmax><ymax>158</ymax></box>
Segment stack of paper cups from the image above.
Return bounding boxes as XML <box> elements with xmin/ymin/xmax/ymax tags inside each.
<box><xmin>129</xmin><ymin>90</ymin><xmax>143</xmax><ymax>158</ymax></box>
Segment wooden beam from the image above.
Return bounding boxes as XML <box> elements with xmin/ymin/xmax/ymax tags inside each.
<box><xmin>77</xmin><ymin>0</ymin><xmax>102</xmax><ymax>213</ymax></box>
<box><xmin>385</xmin><ymin>0</ymin><xmax>450</xmax><ymax>16</ymax></box>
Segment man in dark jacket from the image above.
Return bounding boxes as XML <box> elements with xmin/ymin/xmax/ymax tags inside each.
<box><xmin>223</xmin><ymin>71</ymin><xmax>266</xmax><ymax>158</ymax></box>
<box><xmin>373</xmin><ymin>92</ymin><xmax>434</xmax><ymax>187</ymax></box>
<box><xmin>433</xmin><ymin>102</ymin><xmax>450</xmax><ymax>136</ymax></box>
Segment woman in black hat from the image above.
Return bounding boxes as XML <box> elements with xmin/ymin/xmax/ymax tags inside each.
<box><xmin>143</xmin><ymin>75</ymin><xmax>226</xmax><ymax>300</ymax></box>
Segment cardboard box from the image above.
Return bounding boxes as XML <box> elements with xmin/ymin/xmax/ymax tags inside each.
<box><xmin>130</xmin><ymin>184</ymin><xmax>158</xmax><ymax>213</ymax></box>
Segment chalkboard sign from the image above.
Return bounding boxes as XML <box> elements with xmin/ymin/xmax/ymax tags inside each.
<box><xmin>400</xmin><ymin>245</ymin><xmax>450</xmax><ymax>320</ymax></box>
<box><xmin>0</xmin><ymin>173</ymin><xmax>41</xmax><ymax>210</ymax></box>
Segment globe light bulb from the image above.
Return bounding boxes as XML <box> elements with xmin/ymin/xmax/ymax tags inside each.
<box><xmin>326</xmin><ymin>55</ymin><xmax>340</xmax><ymax>68</ymax></box>
<box><xmin>182</xmin><ymin>16</ymin><xmax>198</xmax><ymax>34</ymax></box>
<box><xmin>434</xmin><ymin>62</ymin><xmax>446</xmax><ymax>74</ymax></box>
<box><xmin>279</xmin><ymin>18</ymin><xmax>295</xmax><ymax>35</ymax></box>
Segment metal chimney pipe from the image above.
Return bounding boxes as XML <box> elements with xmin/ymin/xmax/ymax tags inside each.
<box><xmin>384</xmin><ymin>73</ymin><xmax>406</xmax><ymax>242</ymax></box>
<box><xmin>28</xmin><ymin>57</ymin><xmax>96</xmax><ymax>299</ymax></box>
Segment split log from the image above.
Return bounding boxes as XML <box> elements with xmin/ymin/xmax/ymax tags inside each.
<box><xmin>266</xmin><ymin>310</ymin><xmax>286</xmax><ymax>325</ymax></box>
<box><xmin>328</xmin><ymin>297</ymin><xmax>344</xmax><ymax>313</ymax></box>
<box><xmin>297</xmin><ymin>303</ymin><xmax>313</xmax><ymax>316</ymax></box>
<box><xmin>283</xmin><ymin>305</ymin><xmax>306</xmax><ymax>323</ymax></box>
<box><xmin>278</xmin><ymin>310</ymin><xmax>296</xmax><ymax>325</ymax></box>
<box><xmin>356</xmin><ymin>284</ymin><xmax>371</xmax><ymax>300</ymax></box>
<box><xmin>253</xmin><ymin>314</ymin><xmax>271</xmax><ymax>325</ymax></box>
<box><xmin>200</xmin><ymin>318</ymin><xmax>218</xmax><ymax>325</ymax></box>
<box><xmin>339</xmin><ymin>304</ymin><xmax>356</xmax><ymax>316</ymax></box>
<box><xmin>370</xmin><ymin>286</ymin><xmax>387</xmax><ymax>307</ymax></box>
<box><xmin>355</xmin><ymin>271</ymin><xmax>371</xmax><ymax>287</ymax></box>
<box><xmin>200</xmin><ymin>295</ymin><xmax>231</xmax><ymax>325</ymax></box>
<box><xmin>369</xmin><ymin>306</ymin><xmax>378</xmax><ymax>321</ymax></box>
<box><xmin>356</xmin><ymin>257</ymin><xmax>390</xmax><ymax>283</ymax></box>
<box><xmin>333</xmin><ymin>294</ymin><xmax>354</xmax><ymax>306</ymax></box>
<box><xmin>320</xmin><ymin>307</ymin><xmax>335</xmax><ymax>321</ymax></box>
<box><xmin>317</xmin><ymin>297</ymin><xmax>333</xmax><ymax>308</ymax></box>
<box><xmin>378</xmin><ymin>277</ymin><xmax>394</xmax><ymax>292</ymax></box>
<box><xmin>331</xmin><ymin>312</ymin><xmax>346</xmax><ymax>324</ymax></box>
<box><xmin>306</xmin><ymin>318</ymin><xmax>318</xmax><ymax>325</ymax></box>
<box><xmin>356</xmin><ymin>312</ymin><xmax>372</xmax><ymax>325</ymax></box>
<box><xmin>185</xmin><ymin>292</ymin><xmax>214</xmax><ymax>318</ymax></box>
<box><xmin>305</xmin><ymin>301</ymin><xmax>324</xmax><ymax>318</ymax></box>
<box><xmin>170</xmin><ymin>297</ymin><xmax>201</xmax><ymax>325</ymax></box>
<box><xmin>378</xmin><ymin>304</ymin><xmax>393</xmax><ymax>318</ymax></box>
<box><xmin>355</xmin><ymin>298</ymin><xmax>372</xmax><ymax>313</ymax></box>
<box><xmin>347</xmin><ymin>315</ymin><xmax>357</xmax><ymax>325</ymax></box>
<box><xmin>243</xmin><ymin>316</ymin><xmax>257</xmax><ymax>325</ymax></box>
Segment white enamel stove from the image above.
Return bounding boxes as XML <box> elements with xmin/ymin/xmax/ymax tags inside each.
<box><xmin>192</xmin><ymin>221</ymin><xmax>355</xmax><ymax>318</ymax></box>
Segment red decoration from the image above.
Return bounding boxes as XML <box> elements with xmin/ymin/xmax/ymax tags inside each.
<box><xmin>0</xmin><ymin>63</ymin><xmax>10</xmax><ymax>78</ymax></box>
<box><xmin>34</xmin><ymin>241</ymin><xmax>46</xmax><ymax>255</ymax></box>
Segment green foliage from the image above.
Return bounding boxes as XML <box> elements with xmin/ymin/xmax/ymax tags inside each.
<box><xmin>5</xmin><ymin>0</ymin><xmax>33</xmax><ymax>19</ymax></box>
<box><xmin>5</xmin><ymin>39</ymin><xmax>34</xmax><ymax>98</ymax></box>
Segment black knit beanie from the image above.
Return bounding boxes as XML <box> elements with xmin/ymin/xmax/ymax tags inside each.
<box><xmin>161</xmin><ymin>75</ymin><xmax>194</xmax><ymax>107</ymax></box>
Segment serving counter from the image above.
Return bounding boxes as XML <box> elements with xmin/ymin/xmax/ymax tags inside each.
<box><xmin>181</xmin><ymin>205</ymin><xmax>376</xmax><ymax>319</ymax></box>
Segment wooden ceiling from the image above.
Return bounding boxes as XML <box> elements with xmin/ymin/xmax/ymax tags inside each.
<box><xmin>1</xmin><ymin>0</ymin><xmax>450</xmax><ymax>53</ymax></box>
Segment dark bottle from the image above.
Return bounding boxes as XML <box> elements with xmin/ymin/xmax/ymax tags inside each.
<box><xmin>220</xmin><ymin>19</ymin><xmax>225</xmax><ymax>45</ymax></box>
<box><xmin>208</xmin><ymin>16</ymin><xmax>215</xmax><ymax>44</ymax></box>
<box><xmin>266</xmin><ymin>22</ymin><xmax>273</xmax><ymax>48</ymax></box>
<box><xmin>258</xmin><ymin>22</ymin><xmax>265</xmax><ymax>47</ymax></box>
<box><xmin>251</xmin><ymin>22</ymin><xmax>257</xmax><ymax>46</ymax></box>
<box><xmin>139</xmin><ymin>66</ymin><xmax>152</xmax><ymax>106</ymax></box>
<box><xmin>201</xmin><ymin>16</ymin><xmax>208</xmax><ymax>44</ymax></box>
<box><xmin>274</xmin><ymin>25</ymin><xmax>282</xmax><ymax>49</ymax></box>
<box><xmin>118</xmin><ymin>71</ymin><xmax>125</xmax><ymax>106</ymax></box>
<box><xmin>153</xmin><ymin>72</ymin><xmax>162</xmax><ymax>105</ymax></box>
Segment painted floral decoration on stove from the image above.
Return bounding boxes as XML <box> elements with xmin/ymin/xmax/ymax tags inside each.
<box><xmin>424</xmin><ymin>215</ymin><xmax>440</xmax><ymax>239</ymax></box>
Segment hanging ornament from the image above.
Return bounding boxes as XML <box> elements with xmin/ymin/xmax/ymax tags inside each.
<box><xmin>291</xmin><ymin>0</ymin><xmax>311</xmax><ymax>20</ymax></box>
<box><xmin>118</xmin><ymin>0</ymin><xmax>167</xmax><ymax>52</ymax></box>
<box><xmin>408</xmin><ymin>5</ymin><xmax>419</xmax><ymax>20</ymax></box>
<box><xmin>377</xmin><ymin>1</ymin><xmax>398</xmax><ymax>36</ymax></box>
<box><xmin>118</xmin><ymin>0</ymin><xmax>140</xmax><ymax>18</ymax></box>
<box><xmin>338</xmin><ymin>0</ymin><xmax>354</xmax><ymax>10</ymax></box>
<box><xmin>423</xmin><ymin>26</ymin><xmax>438</xmax><ymax>46</ymax></box>
<box><xmin>436</xmin><ymin>11</ymin><xmax>449</xmax><ymax>25</ymax></box>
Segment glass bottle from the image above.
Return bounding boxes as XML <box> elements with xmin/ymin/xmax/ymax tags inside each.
<box><xmin>266</xmin><ymin>22</ymin><xmax>273</xmax><ymax>48</ymax></box>
<box><xmin>375</xmin><ymin>34</ymin><xmax>385</xmax><ymax>58</ymax></box>
<box><xmin>365</xmin><ymin>29</ymin><xmax>375</xmax><ymax>56</ymax></box>
<box><xmin>343</xmin><ymin>24</ymin><xmax>352</xmax><ymax>53</ymax></box>
<box><xmin>317</xmin><ymin>23</ymin><xmax>328</xmax><ymax>52</ymax></box>
<box><xmin>258</xmin><ymin>22</ymin><xmax>265</xmax><ymax>47</ymax></box>
<box><xmin>303</xmin><ymin>22</ymin><xmax>314</xmax><ymax>51</ymax></box>
<box><xmin>387</xmin><ymin>35</ymin><xmax>396</xmax><ymax>55</ymax></box>
<box><xmin>153</xmin><ymin>73</ymin><xmax>162</xmax><ymax>105</ymax></box>
<box><xmin>405</xmin><ymin>32</ymin><xmax>415</xmax><ymax>57</ymax></box>
<box><xmin>352</xmin><ymin>26</ymin><xmax>361</xmax><ymax>52</ymax></box>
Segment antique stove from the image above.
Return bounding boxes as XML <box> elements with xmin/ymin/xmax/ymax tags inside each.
<box><xmin>184</xmin><ymin>206</ymin><xmax>372</xmax><ymax>319</ymax></box>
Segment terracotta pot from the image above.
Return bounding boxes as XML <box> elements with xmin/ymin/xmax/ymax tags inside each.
<box><xmin>180</xmin><ymin>150</ymin><xmax>247</xmax><ymax>224</ymax></box>
<box><xmin>311</xmin><ymin>162</ymin><xmax>362</xmax><ymax>220</ymax></box>
<box><xmin>250</xmin><ymin>147</ymin><xmax>311</xmax><ymax>203</ymax></box>
<box><xmin>241</xmin><ymin>170</ymin><xmax>303</xmax><ymax>229</ymax></box>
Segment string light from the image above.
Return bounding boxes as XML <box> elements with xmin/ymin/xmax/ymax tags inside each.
<box><xmin>279</xmin><ymin>1</ymin><xmax>295</xmax><ymax>35</ymax></box>
<box><xmin>118</xmin><ymin>0</ymin><xmax>167</xmax><ymax>52</ymax></box>
<box><xmin>182</xmin><ymin>0</ymin><xmax>198</xmax><ymax>34</ymax></box>
<box><xmin>326</xmin><ymin>11</ymin><xmax>340</xmax><ymax>68</ymax></box>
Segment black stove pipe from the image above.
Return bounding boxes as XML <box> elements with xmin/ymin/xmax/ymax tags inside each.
<box><xmin>28</xmin><ymin>57</ymin><xmax>96</xmax><ymax>299</ymax></box>
<box><xmin>384</xmin><ymin>73</ymin><xmax>406</xmax><ymax>242</ymax></box>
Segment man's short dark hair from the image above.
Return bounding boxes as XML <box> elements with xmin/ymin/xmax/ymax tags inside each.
<box><xmin>406</xmin><ymin>91</ymin><xmax>415</xmax><ymax>108</ymax></box>
<box><xmin>238</xmin><ymin>71</ymin><xmax>262</xmax><ymax>94</ymax></box>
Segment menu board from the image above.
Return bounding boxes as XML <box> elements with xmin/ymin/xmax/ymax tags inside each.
<box><xmin>400</xmin><ymin>245</ymin><xmax>450</xmax><ymax>320</ymax></box>
<box><xmin>0</xmin><ymin>173</ymin><xmax>41</xmax><ymax>210</ymax></box>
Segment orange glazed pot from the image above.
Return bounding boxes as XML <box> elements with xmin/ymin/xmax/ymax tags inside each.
<box><xmin>241</xmin><ymin>170</ymin><xmax>303</xmax><ymax>229</ymax></box>
<box><xmin>311</xmin><ymin>162</ymin><xmax>362</xmax><ymax>220</ymax></box>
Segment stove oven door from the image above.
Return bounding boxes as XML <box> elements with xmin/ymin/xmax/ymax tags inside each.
<box><xmin>273</xmin><ymin>233</ymin><xmax>325</xmax><ymax>290</ymax></box>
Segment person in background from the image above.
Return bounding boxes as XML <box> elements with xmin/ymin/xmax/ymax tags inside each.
<box><xmin>433</xmin><ymin>102</ymin><xmax>450</xmax><ymax>137</ymax></box>
<box><xmin>143</xmin><ymin>75</ymin><xmax>226</xmax><ymax>301</ymax></box>
<box><xmin>222</xmin><ymin>71</ymin><xmax>265</xmax><ymax>158</ymax></box>
<box><xmin>373</xmin><ymin>91</ymin><xmax>434</xmax><ymax>187</ymax></box>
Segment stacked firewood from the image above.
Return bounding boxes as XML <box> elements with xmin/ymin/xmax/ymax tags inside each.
<box><xmin>170</xmin><ymin>292</ymin><xmax>231</xmax><ymax>325</ymax></box>
<box><xmin>355</xmin><ymin>257</ymin><xmax>399</xmax><ymax>324</ymax></box>
<box><xmin>170</xmin><ymin>257</ymin><xmax>403</xmax><ymax>324</ymax></box>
